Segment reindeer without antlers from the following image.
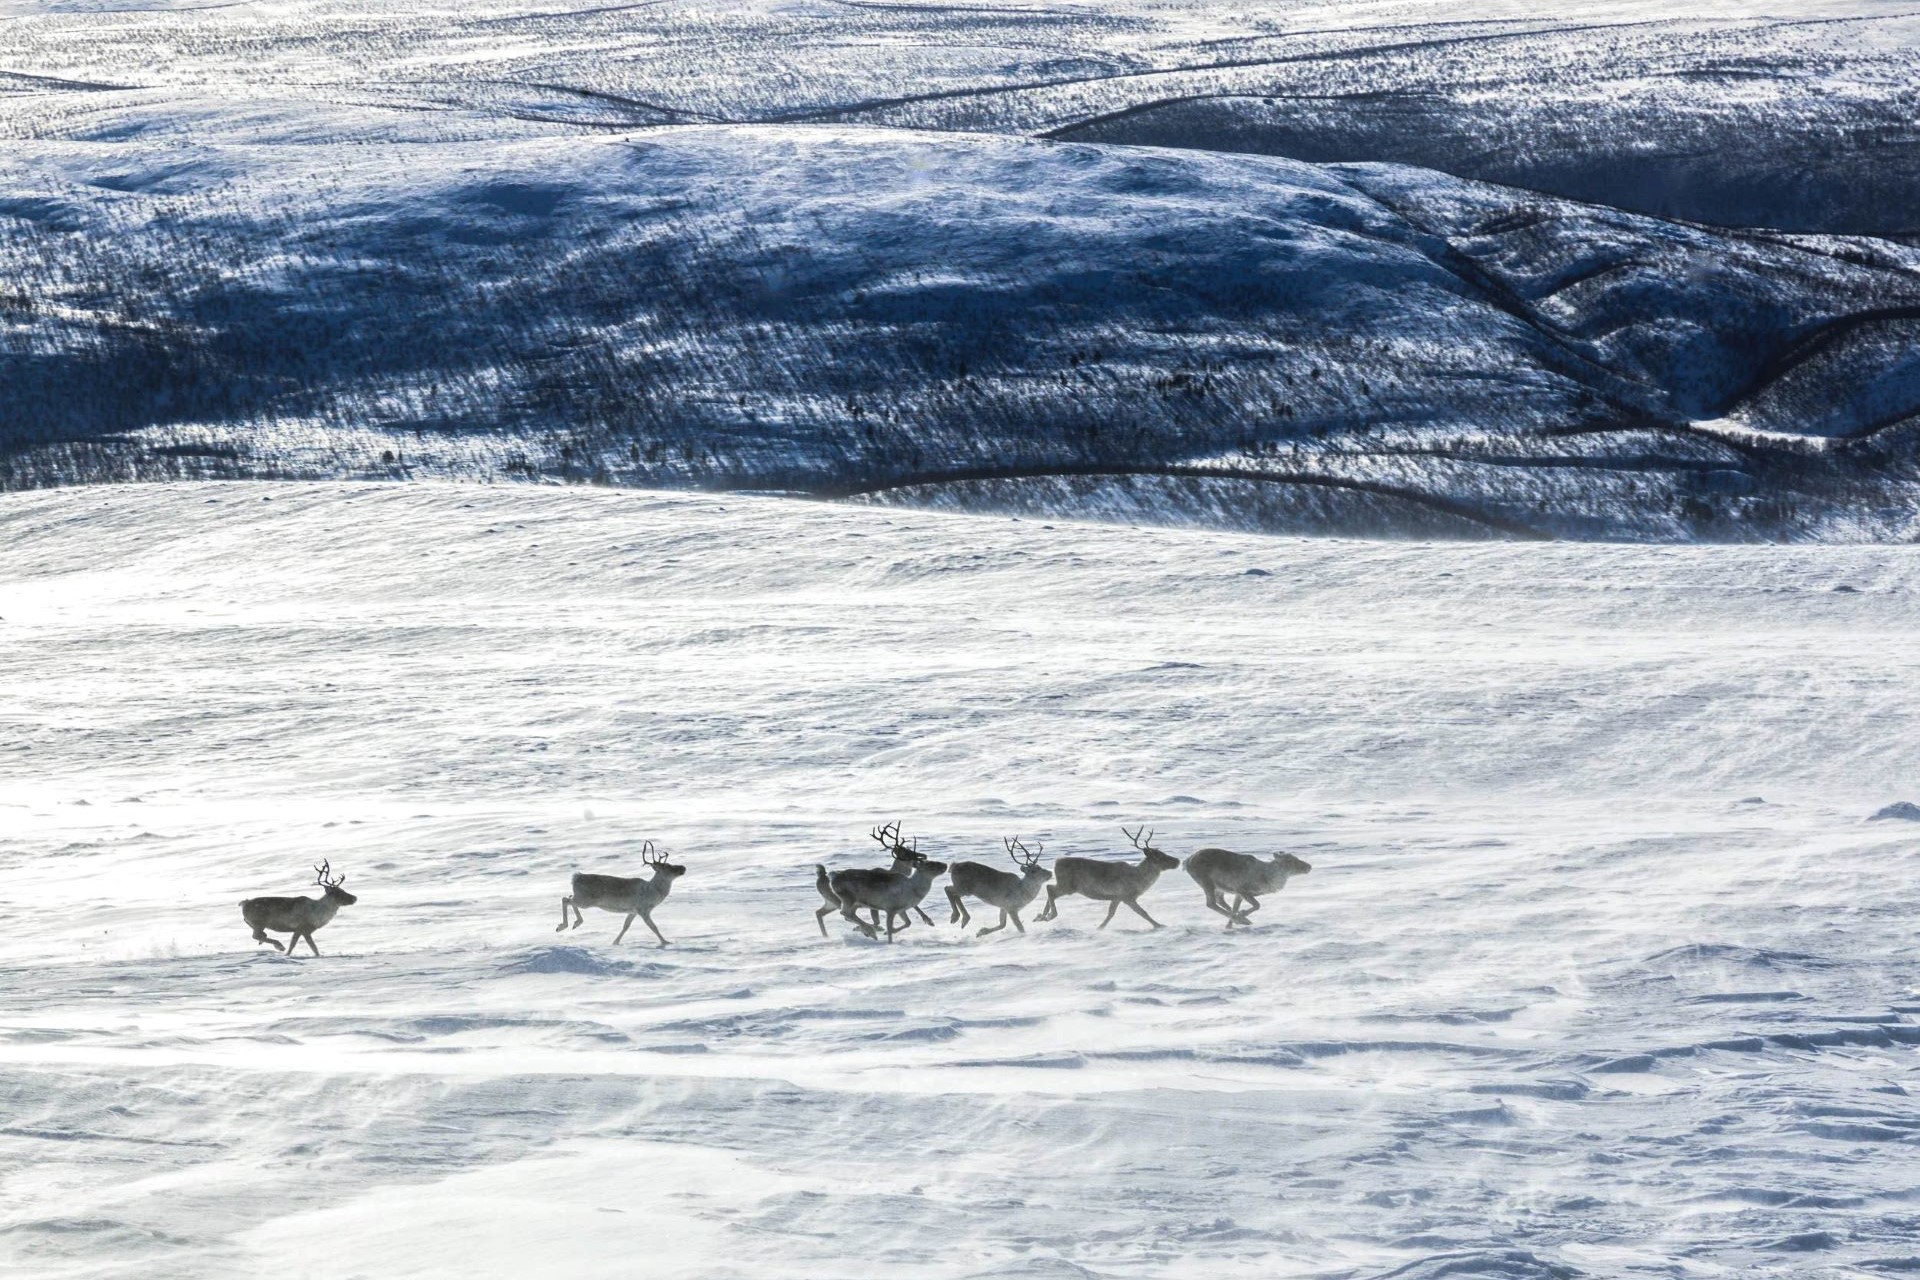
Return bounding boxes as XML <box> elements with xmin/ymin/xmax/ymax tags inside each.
<box><xmin>1037</xmin><ymin>826</ymin><xmax>1181</xmax><ymax>930</ymax></box>
<box><xmin>240</xmin><ymin>860</ymin><xmax>358</xmax><ymax>956</ymax></box>
<box><xmin>946</xmin><ymin>836</ymin><xmax>1052</xmax><ymax>936</ymax></box>
<box><xmin>826</xmin><ymin>821</ymin><xmax>948</xmax><ymax>942</ymax></box>
<box><xmin>1184</xmin><ymin>846</ymin><xmax>1313</xmax><ymax>929</ymax></box>
<box><xmin>559</xmin><ymin>841</ymin><xmax>687</xmax><ymax>946</ymax></box>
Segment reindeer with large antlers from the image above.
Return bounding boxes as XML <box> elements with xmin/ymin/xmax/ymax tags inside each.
<box><xmin>816</xmin><ymin>821</ymin><xmax>932</xmax><ymax>939</ymax></box>
<box><xmin>559</xmin><ymin>841</ymin><xmax>687</xmax><ymax>946</ymax></box>
<box><xmin>946</xmin><ymin>837</ymin><xmax>1053</xmax><ymax>937</ymax></box>
<box><xmin>240</xmin><ymin>860</ymin><xmax>359</xmax><ymax>956</ymax></box>
<box><xmin>1037</xmin><ymin>826</ymin><xmax>1181</xmax><ymax>930</ymax></box>
<box><xmin>825</xmin><ymin>821</ymin><xmax>948</xmax><ymax>942</ymax></box>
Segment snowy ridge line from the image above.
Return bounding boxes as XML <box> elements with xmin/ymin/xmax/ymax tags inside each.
<box><xmin>823</xmin><ymin>462</ymin><xmax>1554</xmax><ymax>538</ymax></box>
<box><xmin>768</xmin><ymin>18</ymin><xmax>1670</xmax><ymax>124</ymax></box>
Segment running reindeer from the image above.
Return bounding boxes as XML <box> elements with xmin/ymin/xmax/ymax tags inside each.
<box><xmin>821</xmin><ymin>822</ymin><xmax>948</xmax><ymax>942</ymax></box>
<box><xmin>1037</xmin><ymin>826</ymin><xmax>1180</xmax><ymax>929</ymax></box>
<box><xmin>816</xmin><ymin>821</ymin><xmax>933</xmax><ymax>940</ymax></box>
<box><xmin>1184</xmin><ymin>847</ymin><xmax>1312</xmax><ymax>929</ymax></box>
<box><xmin>558</xmin><ymin>841</ymin><xmax>687</xmax><ymax>946</ymax></box>
<box><xmin>240</xmin><ymin>860</ymin><xmax>358</xmax><ymax>956</ymax></box>
<box><xmin>946</xmin><ymin>836</ymin><xmax>1052</xmax><ymax>936</ymax></box>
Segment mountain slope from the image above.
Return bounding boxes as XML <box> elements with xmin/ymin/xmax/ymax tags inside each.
<box><xmin>2</xmin><ymin>1</ymin><xmax>1918</xmax><ymax>537</ymax></box>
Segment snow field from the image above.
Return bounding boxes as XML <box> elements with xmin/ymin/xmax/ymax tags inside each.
<box><xmin>3</xmin><ymin>483</ymin><xmax>1920</xmax><ymax>1278</ymax></box>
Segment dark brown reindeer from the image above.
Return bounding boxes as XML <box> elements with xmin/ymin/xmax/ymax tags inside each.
<box><xmin>1037</xmin><ymin>826</ymin><xmax>1180</xmax><ymax>930</ymax></box>
<box><xmin>240</xmin><ymin>860</ymin><xmax>358</xmax><ymax>956</ymax></box>
<box><xmin>946</xmin><ymin>836</ymin><xmax>1052</xmax><ymax>936</ymax></box>
<box><xmin>558</xmin><ymin>841</ymin><xmax>687</xmax><ymax>946</ymax></box>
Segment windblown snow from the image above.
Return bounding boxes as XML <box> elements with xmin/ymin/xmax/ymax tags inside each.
<box><xmin>3</xmin><ymin>483</ymin><xmax>1919</xmax><ymax>1278</ymax></box>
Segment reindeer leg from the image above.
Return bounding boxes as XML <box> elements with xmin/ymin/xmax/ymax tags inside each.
<box><xmin>639</xmin><ymin>907</ymin><xmax>668</xmax><ymax>948</ymax></box>
<box><xmin>977</xmin><ymin>910</ymin><xmax>1008</xmax><ymax>937</ymax></box>
<box><xmin>1230</xmin><ymin>894</ymin><xmax>1260</xmax><ymax>928</ymax></box>
<box><xmin>1010</xmin><ymin>909</ymin><xmax>1026</xmax><ymax>935</ymax></box>
<box><xmin>816</xmin><ymin>903</ymin><xmax>837</xmax><ymax>937</ymax></box>
<box><xmin>840</xmin><ymin>901</ymin><xmax>879</xmax><ymax>939</ymax></box>
<box><xmin>946</xmin><ymin>887</ymin><xmax>968</xmax><ymax>926</ymax></box>
<box><xmin>1098</xmin><ymin>900</ymin><xmax>1120</xmax><ymax>929</ymax></box>
<box><xmin>913</xmin><ymin>905</ymin><xmax>935</xmax><ymax>926</ymax></box>
<box><xmin>305</xmin><ymin>931</ymin><xmax>324</xmax><ymax>956</ymax></box>
<box><xmin>1202</xmin><ymin>884</ymin><xmax>1239</xmax><ymax>926</ymax></box>
<box><xmin>558</xmin><ymin>896</ymin><xmax>573</xmax><ymax>932</ymax></box>
<box><xmin>1125</xmin><ymin>899</ymin><xmax>1163</xmax><ymax>929</ymax></box>
<box><xmin>252</xmin><ymin>929</ymin><xmax>285</xmax><ymax>952</ymax></box>
<box><xmin>1039</xmin><ymin>886</ymin><xmax>1061</xmax><ymax>921</ymax></box>
<box><xmin>612</xmin><ymin>913</ymin><xmax>635</xmax><ymax>945</ymax></box>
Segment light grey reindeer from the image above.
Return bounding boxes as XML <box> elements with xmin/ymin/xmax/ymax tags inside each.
<box><xmin>558</xmin><ymin>841</ymin><xmax>687</xmax><ymax>946</ymax></box>
<box><xmin>830</xmin><ymin>825</ymin><xmax>949</xmax><ymax>942</ymax></box>
<box><xmin>1037</xmin><ymin>826</ymin><xmax>1181</xmax><ymax>930</ymax></box>
<box><xmin>240</xmin><ymin>860</ymin><xmax>358</xmax><ymax>956</ymax></box>
<box><xmin>814</xmin><ymin>821</ymin><xmax>920</xmax><ymax>939</ymax></box>
<box><xmin>946</xmin><ymin>836</ymin><xmax>1052</xmax><ymax>936</ymax></box>
<box><xmin>1185</xmin><ymin>847</ymin><xmax>1313</xmax><ymax>929</ymax></box>
<box><xmin>819</xmin><ymin>821</ymin><xmax>942</xmax><ymax>939</ymax></box>
<box><xmin>816</xmin><ymin>863</ymin><xmax>878</xmax><ymax>940</ymax></box>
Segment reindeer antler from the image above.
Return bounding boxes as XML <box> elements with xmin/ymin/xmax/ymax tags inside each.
<box><xmin>315</xmin><ymin>859</ymin><xmax>334</xmax><ymax>887</ymax></box>
<box><xmin>870</xmin><ymin>820</ymin><xmax>902</xmax><ymax>849</ymax></box>
<box><xmin>1004</xmin><ymin>836</ymin><xmax>1044</xmax><ymax>868</ymax></box>
<box><xmin>641</xmin><ymin>839</ymin><xmax>662</xmax><ymax>865</ymax></box>
<box><xmin>1122</xmin><ymin>826</ymin><xmax>1156</xmax><ymax>851</ymax></box>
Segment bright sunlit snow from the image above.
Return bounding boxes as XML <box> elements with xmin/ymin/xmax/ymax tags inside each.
<box><xmin>3</xmin><ymin>483</ymin><xmax>1918</xmax><ymax>1279</ymax></box>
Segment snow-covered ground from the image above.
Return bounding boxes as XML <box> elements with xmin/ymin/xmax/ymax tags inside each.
<box><xmin>4</xmin><ymin>482</ymin><xmax>1919</xmax><ymax>1278</ymax></box>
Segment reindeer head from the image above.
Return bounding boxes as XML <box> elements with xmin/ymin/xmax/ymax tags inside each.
<box><xmin>1123</xmin><ymin>826</ymin><xmax>1179</xmax><ymax>872</ymax></box>
<box><xmin>315</xmin><ymin>860</ymin><xmax>358</xmax><ymax>905</ymax></box>
<box><xmin>642</xmin><ymin>840</ymin><xmax>687</xmax><ymax>882</ymax></box>
<box><xmin>1274</xmin><ymin>852</ymin><xmax>1312</xmax><ymax>877</ymax></box>
<box><xmin>870</xmin><ymin>820</ymin><xmax>923</xmax><ymax>865</ymax></box>
<box><xmin>1004</xmin><ymin>836</ymin><xmax>1053</xmax><ymax>883</ymax></box>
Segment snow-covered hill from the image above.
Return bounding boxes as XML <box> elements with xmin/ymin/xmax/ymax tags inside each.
<box><xmin>4</xmin><ymin>484</ymin><xmax>1920</xmax><ymax>1278</ymax></box>
<box><xmin>2</xmin><ymin>2</ymin><xmax>1919</xmax><ymax>537</ymax></box>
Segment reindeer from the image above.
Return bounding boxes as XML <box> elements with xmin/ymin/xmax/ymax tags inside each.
<box><xmin>558</xmin><ymin>841</ymin><xmax>686</xmax><ymax>946</ymax></box>
<box><xmin>816</xmin><ymin>821</ymin><xmax>933</xmax><ymax>939</ymax></box>
<box><xmin>946</xmin><ymin>836</ymin><xmax>1052</xmax><ymax>936</ymax></box>
<box><xmin>240</xmin><ymin>861</ymin><xmax>358</xmax><ymax>956</ymax></box>
<box><xmin>815</xmin><ymin>822</ymin><xmax>910</xmax><ymax>938</ymax></box>
<box><xmin>1037</xmin><ymin>826</ymin><xmax>1180</xmax><ymax>929</ymax></box>
<box><xmin>1185</xmin><ymin>847</ymin><xmax>1312</xmax><ymax>929</ymax></box>
<box><xmin>828</xmin><ymin>823</ymin><xmax>949</xmax><ymax>942</ymax></box>
<box><xmin>816</xmin><ymin>863</ymin><xmax>879</xmax><ymax>940</ymax></box>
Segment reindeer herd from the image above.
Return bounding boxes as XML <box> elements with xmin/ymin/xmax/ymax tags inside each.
<box><xmin>238</xmin><ymin>823</ymin><xmax>1313</xmax><ymax>954</ymax></box>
